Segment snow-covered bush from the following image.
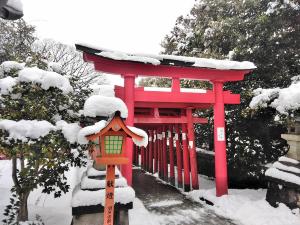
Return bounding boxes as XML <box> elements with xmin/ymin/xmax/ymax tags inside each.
<box><xmin>0</xmin><ymin>61</ymin><xmax>88</xmax><ymax>223</ymax></box>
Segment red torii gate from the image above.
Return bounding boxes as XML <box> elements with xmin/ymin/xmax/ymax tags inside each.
<box><xmin>76</xmin><ymin>44</ymin><xmax>255</xmax><ymax>196</ymax></box>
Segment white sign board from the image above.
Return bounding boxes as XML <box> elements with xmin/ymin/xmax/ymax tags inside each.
<box><xmin>217</xmin><ymin>127</ymin><xmax>225</xmax><ymax>141</ymax></box>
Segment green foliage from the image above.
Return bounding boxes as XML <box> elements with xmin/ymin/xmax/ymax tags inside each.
<box><xmin>142</xmin><ymin>0</ymin><xmax>299</xmax><ymax>183</ymax></box>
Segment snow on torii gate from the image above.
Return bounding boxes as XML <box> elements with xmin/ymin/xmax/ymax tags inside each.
<box><xmin>76</xmin><ymin>44</ymin><xmax>256</xmax><ymax>197</ymax></box>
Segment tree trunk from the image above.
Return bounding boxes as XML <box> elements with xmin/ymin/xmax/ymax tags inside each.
<box><xmin>17</xmin><ymin>192</ymin><xmax>29</xmax><ymax>222</ymax></box>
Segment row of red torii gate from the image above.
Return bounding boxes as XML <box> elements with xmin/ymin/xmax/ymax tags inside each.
<box><xmin>76</xmin><ymin>44</ymin><xmax>256</xmax><ymax>197</ymax></box>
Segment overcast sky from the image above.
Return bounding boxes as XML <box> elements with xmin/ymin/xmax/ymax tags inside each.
<box><xmin>23</xmin><ymin>0</ymin><xmax>195</xmax><ymax>54</ymax></box>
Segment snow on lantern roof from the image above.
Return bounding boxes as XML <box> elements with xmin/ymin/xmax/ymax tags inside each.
<box><xmin>83</xmin><ymin>95</ymin><xmax>128</xmax><ymax>119</ymax></box>
<box><xmin>76</xmin><ymin>43</ymin><xmax>256</xmax><ymax>71</ymax></box>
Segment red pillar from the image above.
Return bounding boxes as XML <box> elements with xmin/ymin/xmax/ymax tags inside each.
<box><xmin>154</xmin><ymin>130</ymin><xmax>158</xmax><ymax>173</ymax></box>
<box><xmin>213</xmin><ymin>81</ymin><xmax>228</xmax><ymax>196</ymax></box>
<box><xmin>158</xmin><ymin>128</ymin><xmax>163</xmax><ymax>179</ymax></box>
<box><xmin>149</xmin><ymin>130</ymin><xmax>153</xmax><ymax>173</ymax></box>
<box><xmin>122</xmin><ymin>74</ymin><xmax>135</xmax><ymax>185</ymax></box>
<box><xmin>182</xmin><ymin>123</ymin><xmax>191</xmax><ymax>192</ymax></box>
<box><xmin>162</xmin><ymin>126</ymin><xmax>168</xmax><ymax>181</ymax></box>
<box><xmin>145</xmin><ymin>132</ymin><xmax>149</xmax><ymax>171</ymax></box>
<box><xmin>187</xmin><ymin>108</ymin><xmax>199</xmax><ymax>190</ymax></box>
<box><xmin>168</xmin><ymin>125</ymin><xmax>175</xmax><ymax>186</ymax></box>
<box><xmin>175</xmin><ymin>125</ymin><xmax>183</xmax><ymax>188</ymax></box>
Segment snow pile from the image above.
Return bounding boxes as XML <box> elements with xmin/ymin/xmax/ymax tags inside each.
<box><xmin>0</xmin><ymin>61</ymin><xmax>24</xmax><ymax>77</ymax></box>
<box><xmin>0</xmin><ymin>120</ymin><xmax>56</xmax><ymax>142</ymax></box>
<box><xmin>250</xmin><ymin>81</ymin><xmax>300</xmax><ymax>114</ymax></box>
<box><xmin>265</xmin><ymin>168</ymin><xmax>300</xmax><ymax>186</ymax></box>
<box><xmin>89</xmin><ymin>84</ymin><xmax>115</xmax><ymax>97</ymax></box>
<box><xmin>77</xmin><ymin>120</ymin><xmax>107</xmax><ymax>144</ymax></box>
<box><xmin>0</xmin><ymin>119</ymin><xmax>84</xmax><ymax>144</ymax></box>
<box><xmin>55</xmin><ymin>121</ymin><xmax>81</xmax><ymax>144</ymax></box>
<box><xmin>81</xmin><ymin>176</ymin><xmax>127</xmax><ymax>189</ymax></box>
<box><xmin>72</xmin><ymin>186</ymin><xmax>135</xmax><ymax>207</ymax></box>
<box><xmin>128</xmin><ymin>126</ymin><xmax>148</xmax><ymax>147</ymax></box>
<box><xmin>83</xmin><ymin>95</ymin><xmax>128</xmax><ymax>118</ymax></box>
<box><xmin>149</xmin><ymin>200</ymin><xmax>183</xmax><ymax>208</ymax></box>
<box><xmin>188</xmin><ymin>188</ymin><xmax>300</xmax><ymax>225</ymax></box>
<box><xmin>98</xmin><ymin>51</ymin><xmax>161</xmax><ymax>65</ymax></box>
<box><xmin>87</xmin><ymin>166</ymin><xmax>121</xmax><ymax>177</ymax></box>
<box><xmin>18</xmin><ymin>67</ymin><xmax>73</xmax><ymax>94</ymax></box>
<box><xmin>0</xmin><ymin>62</ymin><xmax>73</xmax><ymax>95</ymax></box>
<box><xmin>0</xmin><ymin>76</ymin><xmax>18</xmax><ymax>95</ymax></box>
<box><xmin>279</xmin><ymin>156</ymin><xmax>299</xmax><ymax>165</ymax></box>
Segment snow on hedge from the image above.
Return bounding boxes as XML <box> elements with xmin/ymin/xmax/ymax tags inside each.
<box><xmin>0</xmin><ymin>61</ymin><xmax>24</xmax><ymax>77</ymax></box>
<box><xmin>0</xmin><ymin>120</ymin><xmax>56</xmax><ymax>142</ymax></box>
<box><xmin>72</xmin><ymin>186</ymin><xmax>135</xmax><ymax>207</ymax></box>
<box><xmin>18</xmin><ymin>67</ymin><xmax>73</xmax><ymax>94</ymax></box>
<box><xmin>0</xmin><ymin>76</ymin><xmax>17</xmax><ymax>95</ymax></box>
<box><xmin>250</xmin><ymin>80</ymin><xmax>300</xmax><ymax>114</ymax></box>
<box><xmin>83</xmin><ymin>95</ymin><xmax>128</xmax><ymax>118</ymax></box>
<box><xmin>90</xmin><ymin>84</ymin><xmax>115</xmax><ymax>97</ymax></box>
<box><xmin>55</xmin><ymin>121</ymin><xmax>81</xmax><ymax>144</ymax></box>
<box><xmin>0</xmin><ymin>61</ymin><xmax>73</xmax><ymax>95</ymax></box>
<box><xmin>128</xmin><ymin>126</ymin><xmax>148</xmax><ymax>147</ymax></box>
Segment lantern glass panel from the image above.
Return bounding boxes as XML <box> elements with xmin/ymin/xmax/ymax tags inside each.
<box><xmin>104</xmin><ymin>135</ymin><xmax>123</xmax><ymax>154</ymax></box>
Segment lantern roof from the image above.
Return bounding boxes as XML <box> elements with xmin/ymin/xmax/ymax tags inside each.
<box><xmin>78</xmin><ymin>111</ymin><xmax>148</xmax><ymax>147</ymax></box>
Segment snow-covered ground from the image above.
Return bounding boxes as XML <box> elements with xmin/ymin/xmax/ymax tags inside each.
<box><xmin>1</xmin><ymin>160</ymin><xmax>300</xmax><ymax>225</ymax></box>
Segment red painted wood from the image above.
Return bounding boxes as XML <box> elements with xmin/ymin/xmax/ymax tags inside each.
<box><xmin>214</xmin><ymin>82</ymin><xmax>228</xmax><ymax>196</ymax></box>
<box><xmin>149</xmin><ymin>130</ymin><xmax>153</xmax><ymax>173</ymax></box>
<box><xmin>84</xmin><ymin>53</ymin><xmax>250</xmax><ymax>81</ymax></box>
<box><xmin>154</xmin><ymin>130</ymin><xmax>158</xmax><ymax>173</ymax></box>
<box><xmin>171</xmin><ymin>77</ymin><xmax>180</xmax><ymax>92</ymax></box>
<box><xmin>168</xmin><ymin>125</ymin><xmax>175</xmax><ymax>185</ymax></box>
<box><xmin>122</xmin><ymin>75</ymin><xmax>135</xmax><ymax>186</ymax></box>
<box><xmin>134</xmin><ymin>116</ymin><xmax>208</xmax><ymax>124</ymax></box>
<box><xmin>162</xmin><ymin>126</ymin><xmax>168</xmax><ymax>181</ymax></box>
<box><xmin>158</xmin><ymin>128</ymin><xmax>163</xmax><ymax>179</ymax></box>
<box><xmin>182</xmin><ymin>124</ymin><xmax>191</xmax><ymax>192</ymax></box>
<box><xmin>175</xmin><ymin>125</ymin><xmax>183</xmax><ymax>188</ymax></box>
<box><xmin>186</xmin><ymin>108</ymin><xmax>199</xmax><ymax>190</ymax></box>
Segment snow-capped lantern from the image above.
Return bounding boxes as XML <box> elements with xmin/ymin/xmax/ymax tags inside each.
<box><xmin>85</xmin><ymin>111</ymin><xmax>143</xmax><ymax>165</ymax></box>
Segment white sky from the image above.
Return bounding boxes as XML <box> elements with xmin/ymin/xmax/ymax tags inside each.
<box><xmin>23</xmin><ymin>0</ymin><xmax>195</xmax><ymax>54</ymax></box>
<box><xmin>22</xmin><ymin>0</ymin><xmax>196</xmax><ymax>85</ymax></box>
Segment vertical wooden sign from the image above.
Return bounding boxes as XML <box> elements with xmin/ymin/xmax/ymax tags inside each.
<box><xmin>104</xmin><ymin>165</ymin><xmax>116</xmax><ymax>225</ymax></box>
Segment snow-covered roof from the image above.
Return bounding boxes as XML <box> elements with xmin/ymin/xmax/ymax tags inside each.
<box><xmin>76</xmin><ymin>43</ymin><xmax>256</xmax><ymax>70</ymax></box>
<box><xmin>77</xmin><ymin>119</ymin><xmax>148</xmax><ymax>147</ymax></box>
<box><xmin>83</xmin><ymin>95</ymin><xmax>128</xmax><ymax>118</ymax></box>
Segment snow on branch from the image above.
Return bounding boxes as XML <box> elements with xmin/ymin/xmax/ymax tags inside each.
<box><xmin>250</xmin><ymin>79</ymin><xmax>300</xmax><ymax>114</ymax></box>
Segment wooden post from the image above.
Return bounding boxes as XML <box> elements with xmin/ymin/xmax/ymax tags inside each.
<box><xmin>214</xmin><ymin>81</ymin><xmax>228</xmax><ymax>196</ymax></box>
<box><xmin>104</xmin><ymin>165</ymin><xmax>116</xmax><ymax>225</ymax></box>
<box><xmin>158</xmin><ymin>128</ymin><xmax>163</xmax><ymax>179</ymax></box>
<box><xmin>162</xmin><ymin>126</ymin><xmax>168</xmax><ymax>181</ymax></box>
<box><xmin>187</xmin><ymin>108</ymin><xmax>199</xmax><ymax>190</ymax></box>
<box><xmin>175</xmin><ymin>124</ymin><xmax>183</xmax><ymax>188</ymax></box>
<box><xmin>168</xmin><ymin>125</ymin><xmax>175</xmax><ymax>186</ymax></box>
<box><xmin>154</xmin><ymin>130</ymin><xmax>158</xmax><ymax>173</ymax></box>
<box><xmin>182</xmin><ymin>123</ymin><xmax>191</xmax><ymax>192</ymax></box>
<box><xmin>149</xmin><ymin>130</ymin><xmax>153</xmax><ymax>173</ymax></box>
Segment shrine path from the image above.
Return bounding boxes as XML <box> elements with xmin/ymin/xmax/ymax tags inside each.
<box><xmin>132</xmin><ymin>169</ymin><xmax>237</xmax><ymax>225</ymax></box>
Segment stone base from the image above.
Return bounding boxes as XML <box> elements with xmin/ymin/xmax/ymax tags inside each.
<box><xmin>266</xmin><ymin>179</ymin><xmax>300</xmax><ymax>209</ymax></box>
<box><xmin>72</xmin><ymin>210</ymin><xmax>129</xmax><ymax>225</ymax></box>
<box><xmin>265</xmin><ymin>157</ymin><xmax>300</xmax><ymax>209</ymax></box>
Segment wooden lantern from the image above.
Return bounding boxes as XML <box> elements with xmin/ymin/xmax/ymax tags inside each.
<box><xmin>84</xmin><ymin>111</ymin><xmax>144</xmax><ymax>225</ymax></box>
